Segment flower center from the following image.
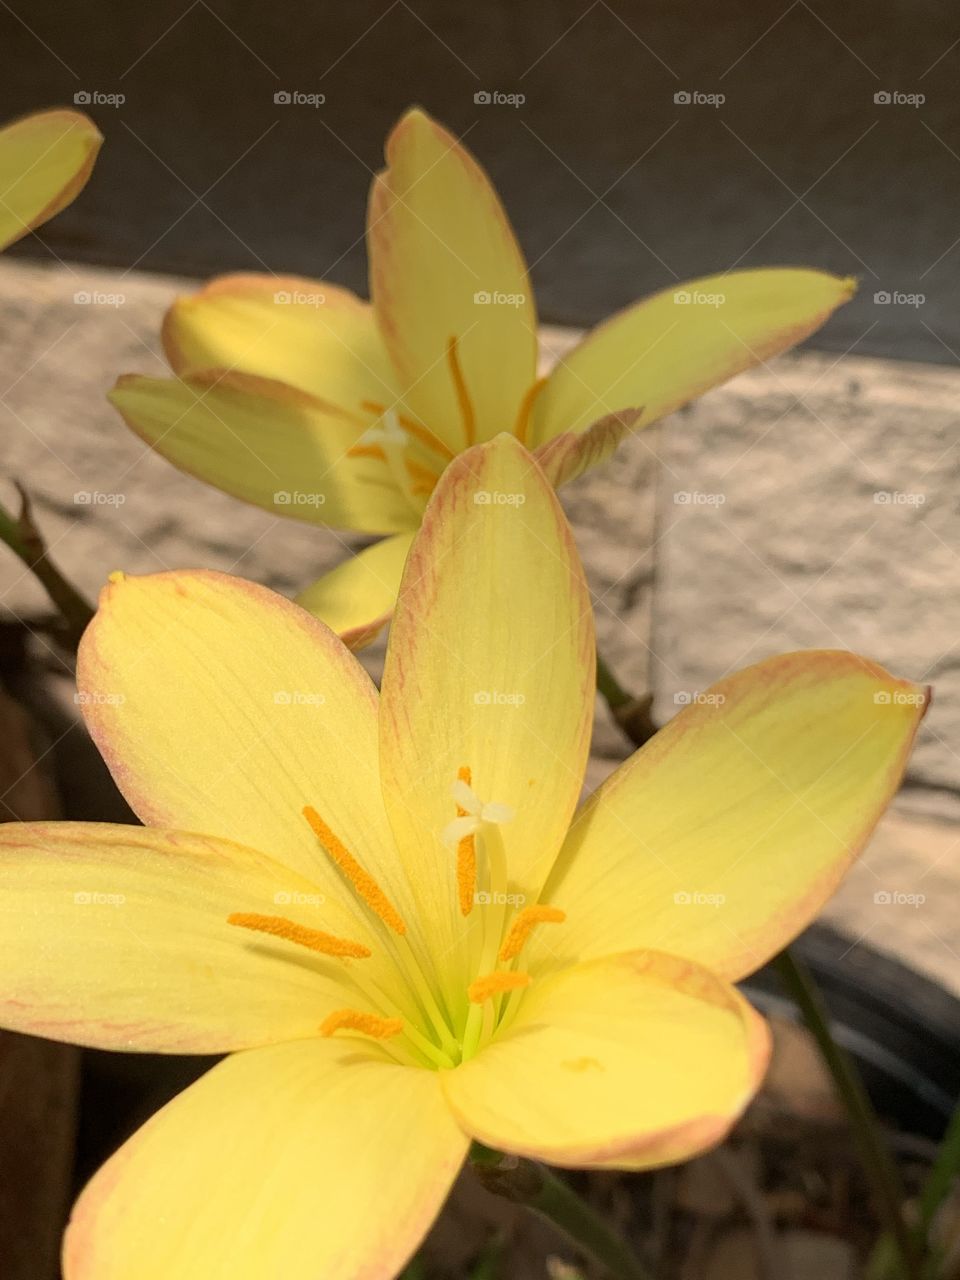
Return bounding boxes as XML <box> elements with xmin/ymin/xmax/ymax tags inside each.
<box><xmin>225</xmin><ymin>765</ymin><xmax>565</xmax><ymax>1070</ymax></box>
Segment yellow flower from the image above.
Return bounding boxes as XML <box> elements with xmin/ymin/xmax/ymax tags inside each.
<box><xmin>0</xmin><ymin>108</ymin><xmax>102</xmax><ymax>253</ymax></box>
<box><xmin>109</xmin><ymin>107</ymin><xmax>853</xmax><ymax>647</ymax></box>
<box><xmin>0</xmin><ymin>436</ymin><xmax>922</xmax><ymax>1279</ymax></box>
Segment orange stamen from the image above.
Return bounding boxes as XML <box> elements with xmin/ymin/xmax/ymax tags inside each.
<box><xmin>405</xmin><ymin>457</ymin><xmax>440</xmax><ymax>489</ymax></box>
<box><xmin>320</xmin><ymin>1009</ymin><xmax>404</xmax><ymax>1039</ymax></box>
<box><xmin>346</xmin><ymin>443</ymin><xmax>387</xmax><ymax>461</ymax></box>
<box><xmin>498</xmin><ymin>905</ymin><xmax>567</xmax><ymax>962</ymax></box>
<box><xmin>455</xmin><ymin>765</ymin><xmax>476</xmax><ymax>917</ymax></box>
<box><xmin>446</xmin><ymin>336</ymin><xmax>476</xmax><ymax>446</ymax></box>
<box><xmin>360</xmin><ymin>401</ymin><xmax>455</xmax><ymax>461</ymax></box>
<box><xmin>227</xmin><ymin>913</ymin><xmax>371</xmax><ymax>959</ymax></box>
<box><xmin>457</xmin><ymin>836</ymin><xmax>476</xmax><ymax>917</ymax></box>
<box><xmin>513</xmin><ymin>376</ymin><xmax>546</xmax><ymax>446</ymax></box>
<box><xmin>303</xmin><ymin>806</ymin><xmax>407</xmax><ymax>936</ymax></box>
<box><xmin>468</xmin><ymin>971</ymin><xmax>532</xmax><ymax>1004</ymax></box>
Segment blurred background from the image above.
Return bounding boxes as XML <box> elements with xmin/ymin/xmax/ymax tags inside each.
<box><xmin>2</xmin><ymin>3</ymin><xmax>960</xmax><ymax>1278</ymax></box>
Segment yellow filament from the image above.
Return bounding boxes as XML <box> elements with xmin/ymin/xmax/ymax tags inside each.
<box><xmin>360</xmin><ymin>400</ymin><xmax>455</xmax><ymax>461</ymax></box>
<box><xmin>455</xmin><ymin>765</ymin><xmax>476</xmax><ymax>917</ymax></box>
<box><xmin>227</xmin><ymin>913</ymin><xmax>371</xmax><ymax>959</ymax></box>
<box><xmin>513</xmin><ymin>376</ymin><xmax>546</xmax><ymax>445</ymax></box>
<box><xmin>468</xmin><ymin>970</ymin><xmax>532</xmax><ymax>1004</ymax></box>
<box><xmin>446</xmin><ymin>336</ymin><xmax>476</xmax><ymax>446</ymax></box>
<box><xmin>346</xmin><ymin>443</ymin><xmax>387</xmax><ymax>461</ymax></box>
<box><xmin>320</xmin><ymin>1009</ymin><xmax>404</xmax><ymax>1039</ymax></box>
<box><xmin>405</xmin><ymin>457</ymin><xmax>440</xmax><ymax>490</ymax></box>
<box><xmin>303</xmin><ymin>806</ymin><xmax>407</xmax><ymax>936</ymax></box>
<box><xmin>498</xmin><ymin>905</ymin><xmax>567</xmax><ymax>962</ymax></box>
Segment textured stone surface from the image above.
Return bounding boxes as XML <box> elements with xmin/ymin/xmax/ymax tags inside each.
<box><xmin>653</xmin><ymin>349</ymin><xmax>960</xmax><ymax>818</ymax></box>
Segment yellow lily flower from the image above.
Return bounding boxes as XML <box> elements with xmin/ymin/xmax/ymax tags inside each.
<box><xmin>109</xmin><ymin>107</ymin><xmax>854</xmax><ymax>647</ymax></box>
<box><xmin>0</xmin><ymin>436</ymin><xmax>923</xmax><ymax>1279</ymax></box>
<box><xmin>0</xmin><ymin>107</ymin><xmax>102</xmax><ymax>253</ymax></box>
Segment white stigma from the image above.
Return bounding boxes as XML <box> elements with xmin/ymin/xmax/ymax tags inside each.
<box><xmin>442</xmin><ymin>778</ymin><xmax>515</xmax><ymax>847</ymax></box>
<box><xmin>361</xmin><ymin>406</ymin><xmax>408</xmax><ymax>449</ymax></box>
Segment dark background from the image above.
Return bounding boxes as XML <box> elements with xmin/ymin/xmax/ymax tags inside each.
<box><xmin>4</xmin><ymin>0</ymin><xmax>960</xmax><ymax>362</ymax></box>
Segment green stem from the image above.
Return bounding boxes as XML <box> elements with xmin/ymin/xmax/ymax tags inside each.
<box><xmin>595</xmin><ymin>650</ymin><xmax>658</xmax><ymax>749</ymax></box>
<box><xmin>470</xmin><ymin>1144</ymin><xmax>654</xmax><ymax>1280</ymax></box>
<box><xmin>869</xmin><ymin>1096</ymin><xmax>960</xmax><ymax>1279</ymax></box>
<box><xmin>0</xmin><ymin>484</ymin><xmax>94</xmax><ymax>650</ymax></box>
<box><xmin>774</xmin><ymin>950</ymin><xmax>920</xmax><ymax>1280</ymax></box>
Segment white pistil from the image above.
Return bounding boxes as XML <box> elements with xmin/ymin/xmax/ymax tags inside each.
<box><xmin>442</xmin><ymin>778</ymin><xmax>514</xmax><ymax>848</ymax></box>
<box><xmin>360</xmin><ymin>407</ymin><xmax>427</xmax><ymax>517</ymax></box>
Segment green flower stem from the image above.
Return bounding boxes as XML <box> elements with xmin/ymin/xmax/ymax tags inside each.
<box><xmin>470</xmin><ymin>1144</ymin><xmax>654</xmax><ymax>1280</ymax></box>
<box><xmin>869</xmin><ymin>1096</ymin><xmax>960</xmax><ymax>1279</ymax></box>
<box><xmin>0</xmin><ymin>484</ymin><xmax>93</xmax><ymax>650</ymax></box>
<box><xmin>595</xmin><ymin>650</ymin><xmax>657</xmax><ymax>749</ymax></box>
<box><xmin>774</xmin><ymin>949</ymin><xmax>920</xmax><ymax>1280</ymax></box>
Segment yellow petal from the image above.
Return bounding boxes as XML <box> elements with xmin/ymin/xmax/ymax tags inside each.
<box><xmin>0</xmin><ymin>822</ymin><xmax>367</xmax><ymax>1052</ymax></box>
<box><xmin>380</xmin><ymin>435</ymin><xmax>594</xmax><ymax>995</ymax></box>
<box><xmin>369</xmin><ymin>108</ymin><xmax>537</xmax><ymax>447</ymax></box>
<box><xmin>534</xmin><ymin>409</ymin><xmax>641</xmax><ymax>489</ymax></box>
<box><xmin>77</xmin><ymin>569</ymin><xmax>417</xmax><ymax>964</ymax></box>
<box><xmin>109</xmin><ymin>370</ymin><xmax>417</xmax><ymax>534</ymax></box>
<box><xmin>538</xmin><ymin>651</ymin><xmax>927</xmax><ymax>981</ymax></box>
<box><xmin>443</xmin><ymin>950</ymin><xmax>769</xmax><ymax>1169</ymax></box>
<box><xmin>0</xmin><ymin>108</ymin><xmax>102</xmax><ymax>252</ymax></box>
<box><xmin>64</xmin><ymin>1040</ymin><xmax>468</xmax><ymax>1280</ymax></box>
<box><xmin>295</xmin><ymin>532</ymin><xmax>415</xmax><ymax>650</ymax></box>
<box><xmin>162</xmin><ymin>272</ymin><xmax>399</xmax><ymax>411</ymax></box>
<box><xmin>533</xmin><ymin>269</ymin><xmax>856</xmax><ymax>442</ymax></box>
